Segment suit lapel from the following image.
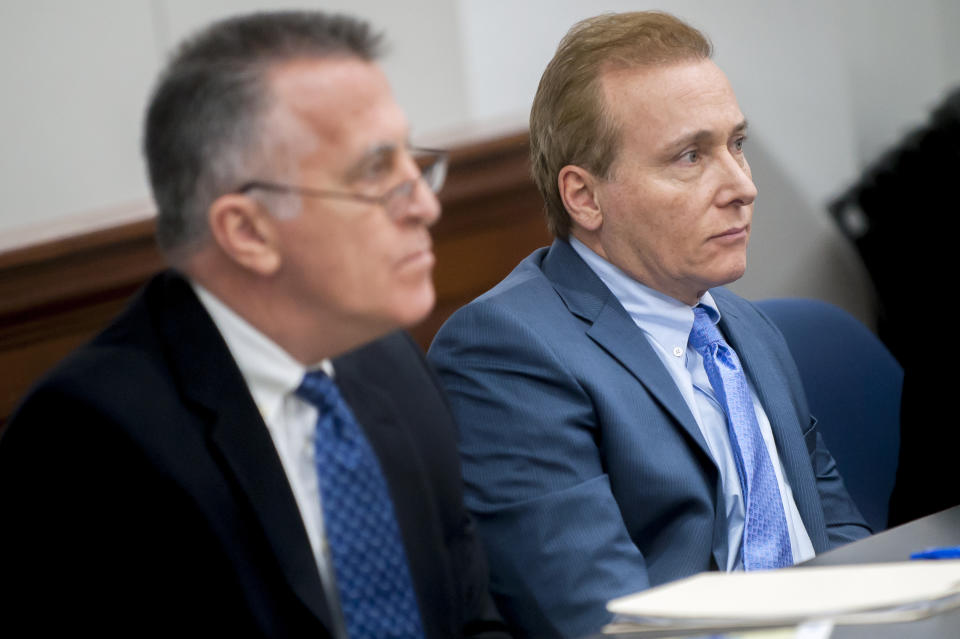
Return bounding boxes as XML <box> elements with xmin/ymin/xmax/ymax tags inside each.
<box><xmin>153</xmin><ymin>273</ymin><xmax>333</xmax><ymax>627</ymax></box>
<box><xmin>333</xmin><ymin>342</ymin><xmax>454</xmax><ymax>639</ymax></box>
<box><xmin>206</xmin><ymin>409</ymin><xmax>334</xmax><ymax>626</ymax></box>
<box><xmin>542</xmin><ymin>241</ymin><xmax>712</xmax><ymax>460</ymax></box>
<box><xmin>334</xmin><ymin>365</ymin><xmax>431</xmax><ymax>555</ymax></box>
<box><xmin>713</xmin><ymin>299</ymin><xmax>797</xmax><ymax>443</ymax></box>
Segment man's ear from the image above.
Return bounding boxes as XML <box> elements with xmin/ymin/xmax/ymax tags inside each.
<box><xmin>207</xmin><ymin>194</ymin><xmax>282</xmax><ymax>276</ymax></box>
<box><xmin>558</xmin><ymin>165</ymin><xmax>604</xmax><ymax>232</ymax></box>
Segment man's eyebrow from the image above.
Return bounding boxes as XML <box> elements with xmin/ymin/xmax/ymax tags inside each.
<box><xmin>662</xmin><ymin>120</ymin><xmax>750</xmax><ymax>154</ymax></box>
<box><xmin>344</xmin><ymin>142</ymin><xmax>401</xmax><ymax>181</ymax></box>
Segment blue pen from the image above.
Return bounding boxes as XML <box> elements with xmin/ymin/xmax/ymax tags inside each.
<box><xmin>910</xmin><ymin>545</ymin><xmax>960</xmax><ymax>560</ymax></box>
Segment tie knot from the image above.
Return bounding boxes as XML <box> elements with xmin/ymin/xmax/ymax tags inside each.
<box><xmin>295</xmin><ymin>369</ymin><xmax>340</xmax><ymax>413</ymax></box>
<box><xmin>689</xmin><ymin>306</ymin><xmax>725</xmax><ymax>352</ymax></box>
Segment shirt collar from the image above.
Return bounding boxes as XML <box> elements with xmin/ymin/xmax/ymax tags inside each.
<box><xmin>191</xmin><ymin>281</ymin><xmax>333</xmax><ymax>424</ymax></box>
<box><xmin>568</xmin><ymin>236</ymin><xmax>720</xmax><ymax>351</ymax></box>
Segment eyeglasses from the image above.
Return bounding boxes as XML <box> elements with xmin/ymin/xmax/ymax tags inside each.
<box><xmin>233</xmin><ymin>147</ymin><xmax>448</xmax><ymax>220</ymax></box>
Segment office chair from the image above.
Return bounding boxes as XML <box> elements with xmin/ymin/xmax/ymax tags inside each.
<box><xmin>755</xmin><ymin>298</ymin><xmax>903</xmax><ymax>532</ymax></box>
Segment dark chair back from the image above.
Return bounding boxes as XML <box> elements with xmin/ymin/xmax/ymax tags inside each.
<box><xmin>755</xmin><ymin>298</ymin><xmax>902</xmax><ymax>531</ymax></box>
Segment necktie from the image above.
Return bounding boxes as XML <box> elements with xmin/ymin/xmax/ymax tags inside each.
<box><xmin>296</xmin><ymin>370</ymin><xmax>425</xmax><ymax>639</ymax></box>
<box><xmin>689</xmin><ymin>306</ymin><xmax>793</xmax><ymax>570</ymax></box>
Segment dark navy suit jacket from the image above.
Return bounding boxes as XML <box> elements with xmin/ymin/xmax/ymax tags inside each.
<box><xmin>0</xmin><ymin>271</ymin><xmax>507</xmax><ymax>638</ymax></box>
<box><xmin>428</xmin><ymin>240</ymin><xmax>870</xmax><ymax>638</ymax></box>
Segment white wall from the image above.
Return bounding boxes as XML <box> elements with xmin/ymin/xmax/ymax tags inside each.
<box><xmin>2</xmin><ymin>0</ymin><xmax>957</xmax><ymax>323</ymax></box>
<box><xmin>0</xmin><ymin>0</ymin><xmax>467</xmax><ymax>242</ymax></box>
<box><xmin>155</xmin><ymin>0</ymin><xmax>469</xmax><ymax>137</ymax></box>
<box><xmin>0</xmin><ymin>1</ymin><xmax>158</xmax><ymax>234</ymax></box>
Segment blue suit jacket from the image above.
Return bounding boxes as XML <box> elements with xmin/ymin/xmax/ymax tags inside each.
<box><xmin>428</xmin><ymin>240</ymin><xmax>870</xmax><ymax>638</ymax></box>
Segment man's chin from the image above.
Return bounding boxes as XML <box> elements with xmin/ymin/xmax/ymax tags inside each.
<box><xmin>392</xmin><ymin>283</ymin><xmax>436</xmax><ymax>330</ymax></box>
<box><xmin>705</xmin><ymin>261</ymin><xmax>748</xmax><ymax>291</ymax></box>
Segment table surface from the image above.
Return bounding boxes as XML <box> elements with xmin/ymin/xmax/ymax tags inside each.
<box><xmin>801</xmin><ymin>505</ymin><xmax>960</xmax><ymax>638</ymax></box>
<box><xmin>597</xmin><ymin>506</ymin><xmax>960</xmax><ymax>638</ymax></box>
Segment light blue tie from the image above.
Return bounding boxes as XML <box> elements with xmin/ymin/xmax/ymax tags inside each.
<box><xmin>296</xmin><ymin>370</ymin><xmax>425</xmax><ymax>639</ymax></box>
<box><xmin>689</xmin><ymin>306</ymin><xmax>793</xmax><ymax>570</ymax></box>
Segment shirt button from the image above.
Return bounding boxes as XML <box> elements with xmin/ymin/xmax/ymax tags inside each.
<box><xmin>673</xmin><ymin>346</ymin><xmax>684</xmax><ymax>357</ymax></box>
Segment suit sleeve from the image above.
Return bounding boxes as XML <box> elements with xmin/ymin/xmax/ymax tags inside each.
<box><xmin>0</xmin><ymin>382</ymin><xmax>258</xmax><ymax>635</ymax></box>
<box><xmin>428</xmin><ymin>302</ymin><xmax>650</xmax><ymax>639</ymax></box>
<box><xmin>806</xmin><ymin>421</ymin><xmax>874</xmax><ymax>545</ymax></box>
<box><xmin>399</xmin><ymin>334</ymin><xmax>514</xmax><ymax>639</ymax></box>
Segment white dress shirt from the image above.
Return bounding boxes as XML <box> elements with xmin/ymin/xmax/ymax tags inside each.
<box><xmin>191</xmin><ymin>283</ymin><xmax>336</xmax><ymax>579</ymax></box>
<box><xmin>570</xmin><ymin>237</ymin><xmax>815</xmax><ymax>569</ymax></box>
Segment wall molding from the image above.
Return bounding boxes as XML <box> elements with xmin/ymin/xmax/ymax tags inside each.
<box><xmin>0</xmin><ymin>131</ymin><xmax>550</xmax><ymax>427</ymax></box>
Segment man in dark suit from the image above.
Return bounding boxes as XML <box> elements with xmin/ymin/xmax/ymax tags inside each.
<box><xmin>0</xmin><ymin>11</ymin><xmax>505</xmax><ymax>638</ymax></box>
<box><xmin>428</xmin><ymin>11</ymin><xmax>870</xmax><ymax>638</ymax></box>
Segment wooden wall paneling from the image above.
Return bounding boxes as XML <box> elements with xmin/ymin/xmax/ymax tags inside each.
<box><xmin>0</xmin><ymin>131</ymin><xmax>548</xmax><ymax>429</ymax></box>
<box><xmin>410</xmin><ymin>132</ymin><xmax>550</xmax><ymax>346</ymax></box>
<box><xmin>0</xmin><ymin>219</ymin><xmax>165</xmax><ymax>426</ymax></box>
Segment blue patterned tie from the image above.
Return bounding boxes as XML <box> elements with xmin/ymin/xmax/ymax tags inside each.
<box><xmin>296</xmin><ymin>370</ymin><xmax>425</xmax><ymax>639</ymax></box>
<box><xmin>689</xmin><ymin>306</ymin><xmax>793</xmax><ymax>570</ymax></box>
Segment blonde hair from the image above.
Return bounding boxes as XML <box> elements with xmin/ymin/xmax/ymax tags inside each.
<box><xmin>529</xmin><ymin>11</ymin><xmax>712</xmax><ymax>237</ymax></box>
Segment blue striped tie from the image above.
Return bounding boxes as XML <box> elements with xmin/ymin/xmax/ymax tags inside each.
<box><xmin>297</xmin><ymin>370</ymin><xmax>425</xmax><ymax>638</ymax></box>
<box><xmin>689</xmin><ymin>306</ymin><xmax>793</xmax><ymax>570</ymax></box>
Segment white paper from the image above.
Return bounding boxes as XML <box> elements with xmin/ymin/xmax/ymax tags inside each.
<box><xmin>607</xmin><ymin>561</ymin><xmax>960</xmax><ymax>628</ymax></box>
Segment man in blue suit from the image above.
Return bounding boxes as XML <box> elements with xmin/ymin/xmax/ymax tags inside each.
<box><xmin>428</xmin><ymin>11</ymin><xmax>870</xmax><ymax>638</ymax></box>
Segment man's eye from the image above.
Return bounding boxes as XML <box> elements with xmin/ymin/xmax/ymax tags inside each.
<box><xmin>355</xmin><ymin>151</ymin><xmax>399</xmax><ymax>183</ymax></box>
<box><xmin>362</xmin><ymin>159</ymin><xmax>392</xmax><ymax>179</ymax></box>
<box><xmin>733</xmin><ymin>136</ymin><xmax>747</xmax><ymax>152</ymax></box>
<box><xmin>680</xmin><ymin>150</ymin><xmax>699</xmax><ymax>163</ymax></box>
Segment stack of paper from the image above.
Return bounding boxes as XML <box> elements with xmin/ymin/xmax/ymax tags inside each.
<box><xmin>604</xmin><ymin>561</ymin><xmax>960</xmax><ymax>636</ymax></box>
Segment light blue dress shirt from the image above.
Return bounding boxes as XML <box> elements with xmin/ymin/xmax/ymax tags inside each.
<box><xmin>570</xmin><ymin>237</ymin><xmax>815</xmax><ymax>569</ymax></box>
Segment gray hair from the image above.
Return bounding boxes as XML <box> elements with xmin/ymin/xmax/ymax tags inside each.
<box><xmin>143</xmin><ymin>11</ymin><xmax>383</xmax><ymax>259</ymax></box>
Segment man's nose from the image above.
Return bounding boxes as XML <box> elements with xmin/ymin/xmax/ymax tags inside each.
<box><xmin>717</xmin><ymin>151</ymin><xmax>758</xmax><ymax>207</ymax></box>
<box><xmin>406</xmin><ymin>179</ymin><xmax>442</xmax><ymax>226</ymax></box>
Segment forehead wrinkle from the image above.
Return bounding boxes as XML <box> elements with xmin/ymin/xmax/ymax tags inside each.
<box><xmin>271</xmin><ymin>57</ymin><xmax>397</xmax><ymax>143</ymax></box>
<box><xmin>269</xmin><ymin>56</ymin><xmax>411</xmax><ymax>187</ymax></box>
